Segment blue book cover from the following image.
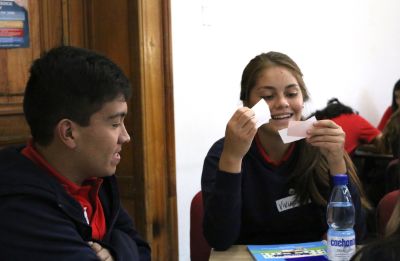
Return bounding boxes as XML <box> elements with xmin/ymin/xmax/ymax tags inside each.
<box><xmin>247</xmin><ymin>241</ymin><xmax>328</xmax><ymax>260</ymax></box>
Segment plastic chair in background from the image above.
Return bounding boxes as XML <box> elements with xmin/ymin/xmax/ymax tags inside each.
<box><xmin>190</xmin><ymin>191</ymin><xmax>211</xmax><ymax>261</ymax></box>
<box><xmin>376</xmin><ymin>189</ymin><xmax>400</xmax><ymax>236</ymax></box>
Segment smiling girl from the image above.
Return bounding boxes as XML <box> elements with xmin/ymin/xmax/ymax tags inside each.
<box><xmin>201</xmin><ymin>51</ymin><xmax>370</xmax><ymax>250</ymax></box>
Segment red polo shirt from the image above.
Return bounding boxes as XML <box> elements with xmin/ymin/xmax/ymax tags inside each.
<box><xmin>332</xmin><ymin>113</ymin><xmax>381</xmax><ymax>154</ymax></box>
<box><xmin>21</xmin><ymin>141</ymin><xmax>106</xmax><ymax>240</ymax></box>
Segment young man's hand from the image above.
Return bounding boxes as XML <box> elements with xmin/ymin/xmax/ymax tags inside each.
<box><xmin>88</xmin><ymin>241</ymin><xmax>115</xmax><ymax>261</ymax></box>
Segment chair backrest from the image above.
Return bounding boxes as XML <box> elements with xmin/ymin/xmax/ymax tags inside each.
<box><xmin>190</xmin><ymin>191</ymin><xmax>211</xmax><ymax>261</ymax></box>
<box><xmin>385</xmin><ymin>158</ymin><xmax>400</xmax><ymax>193</ymax></box>
<box><xmin>376</xmin><ymin>189</ymin><xmax>400</xmax><ymax>236</ymax></box>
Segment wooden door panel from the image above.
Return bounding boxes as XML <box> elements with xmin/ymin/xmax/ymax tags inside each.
<box><xmin>0</xmin><ymin>0</ymin><xmax>61</xmax><ymax>147</ymax></box>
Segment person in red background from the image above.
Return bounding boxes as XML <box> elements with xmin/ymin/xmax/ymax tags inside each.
<box><xmin>377</xmin><ymin>79</ymin><xmax>400</xmax><ymax>131</ymax></box>
<box><xmin>309</xmin><ymin>98</ymin><xmax>381</xmax><ymax>155</ymax></box>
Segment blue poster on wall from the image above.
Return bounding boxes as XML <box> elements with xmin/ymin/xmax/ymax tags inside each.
<box><xmin>0</xmin><ymin>0</ymin><xmax>29</xmax><ymax>48</ymax></box>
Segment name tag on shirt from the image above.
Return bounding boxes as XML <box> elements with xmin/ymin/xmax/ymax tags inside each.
<box><xmin>276</xmin><ymin>195</ymin><xmax>300</xmax><ymax>212</ymax></box>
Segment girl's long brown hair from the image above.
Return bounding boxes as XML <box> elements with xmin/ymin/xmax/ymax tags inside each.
<box><xmin>380</xmin><ymin>109</ymin><xmax>400</xmax><ymax>156</ymax></box>
<box><xmin>289</xmin><ymin>140</ymin><xmax>370</xmax><ymax>210</ymax></box>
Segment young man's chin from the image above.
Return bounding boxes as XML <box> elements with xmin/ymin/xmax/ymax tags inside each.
<box><xmin>100</xmin><ymin>167</ymin><xmax>118</xmax><ymax>177</ymax></box>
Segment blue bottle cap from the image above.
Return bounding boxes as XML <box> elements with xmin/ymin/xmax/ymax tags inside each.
<box><xmin>333</xmin><ymin>174</ymin><xmax>348</xmax><ymax>185</ymax></box>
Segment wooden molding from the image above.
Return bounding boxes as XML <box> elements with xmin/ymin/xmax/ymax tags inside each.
<box><xmin>129</xmin><ymin>0</ymin><xmax>178</xmax><ymax>259</ymax></box>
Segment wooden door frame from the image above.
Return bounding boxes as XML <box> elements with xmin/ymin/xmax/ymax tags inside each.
<box><xmin>127</xmin><ymin>0</ymin><xmax>178</xmax><ymax>259</ymax></box>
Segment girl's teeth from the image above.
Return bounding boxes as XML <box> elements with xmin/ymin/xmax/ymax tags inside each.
<box><xmin>273</xmin><ymin>115</ymin><xmax>290</xmax><ymax>119</ymax></box>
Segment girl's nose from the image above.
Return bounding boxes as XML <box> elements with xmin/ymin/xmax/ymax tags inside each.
<box><xmin>274</xmin><ymin>94</ymin><xmax>289</xmax><ymax>109</ymax></box>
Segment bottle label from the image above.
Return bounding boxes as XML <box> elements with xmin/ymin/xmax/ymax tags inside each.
<box><xmin>327</xmin><ymin>230</ymin><xmax>355</xmax><ymax>261</ymax></box>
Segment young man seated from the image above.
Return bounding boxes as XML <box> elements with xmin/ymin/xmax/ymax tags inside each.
<box><xmin>0</xmin><ymin>46</ymin><xmax>151</xmax><ymax>261</ymax></box>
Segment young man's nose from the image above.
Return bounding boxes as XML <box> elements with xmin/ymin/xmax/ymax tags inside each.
<box><xmin>119</xmin><ymin>124</ymin><xmax>131</xmax><ymax>144</ymax></box>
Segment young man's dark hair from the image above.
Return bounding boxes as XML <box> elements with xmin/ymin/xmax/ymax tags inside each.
<box><xmin>23</xmin><ymin>46</ymin><xmax>132</xmax><ymax>146</ymax></box>
<box><xmin>0</xmin><ymin>45</ymin><xmax>150</xmax><ymax>261</ymax></box>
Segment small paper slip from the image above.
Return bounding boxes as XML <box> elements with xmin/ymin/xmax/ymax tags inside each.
<box><xmin>287</xmin><ymin>116</ymin><xmax>317</xmax><ymax>137</ymax></box>
<box><xmin>279</xmin><ymin>116</ymin><xmax>317</xmax><ymax>144</ymax></box>
<box><xmin>278</xmin><ymin>128</ymin><xmax>304</xmax><ymax>144</ymax></box>
<box><xmin>251</xmin><ymin>99</ymin><xmax>271</xmax><ymax>128</ymax></box>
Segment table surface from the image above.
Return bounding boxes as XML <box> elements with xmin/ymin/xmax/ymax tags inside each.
<box><xmin>209</xmin><ymin>245</ymin><xmax>252</xmax><ymax>261</ymax></box>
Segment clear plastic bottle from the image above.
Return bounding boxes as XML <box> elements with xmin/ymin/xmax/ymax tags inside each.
<box><xmin>326</xmin><ymin>174</ymin><xmax>356</xmax><ymax>261</ymax></box>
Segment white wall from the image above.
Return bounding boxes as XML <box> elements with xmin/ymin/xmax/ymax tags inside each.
<box><xmin>171</xmin><ymin>0</ymin><xmax>400</xmax><ymax>260</ymax></box>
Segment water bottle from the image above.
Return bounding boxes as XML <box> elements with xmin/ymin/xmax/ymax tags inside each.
<box><xmin>326</xmin><ymin>174</ymin><xmax>356</xmax><ymax>261</ymax></box>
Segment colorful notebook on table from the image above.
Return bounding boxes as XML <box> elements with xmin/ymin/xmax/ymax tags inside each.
<box><xmin>247</xmin><ymin>241</ymin><xmax>328</xmax><ymax>260</ymax></box>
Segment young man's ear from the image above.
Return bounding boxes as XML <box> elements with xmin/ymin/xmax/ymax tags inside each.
<box><xmin>56</xmin><ymin>119</ymin><xmax>77</xmax><ymax>149</ymax></box>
